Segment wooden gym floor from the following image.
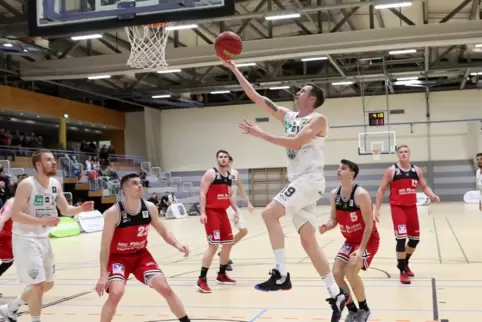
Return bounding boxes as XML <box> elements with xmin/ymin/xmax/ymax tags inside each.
<box><xmin>0</xmin><ymin>202</ymin><xmax>480</xmax><ymax>322</ymax></box>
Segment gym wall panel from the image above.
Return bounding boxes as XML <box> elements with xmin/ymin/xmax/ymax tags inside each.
<box><xmin>124</xmin><ymin>111</ymin><xmax>147</xmax><ymax>158</ymax></box>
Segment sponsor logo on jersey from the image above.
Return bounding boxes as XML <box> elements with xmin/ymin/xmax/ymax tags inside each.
<box><xmin>52</xmin><ymin>186</ymin><xmax>57</xmax><ymax>193</ymax></box>
<box><xmin>34</xmin><ymin>195</ymin><xmax>44</xmax><ymax>206</ymax></box>
<box><xmin>142</xmin><ymin>210</ymin><xmax>149</xmax><ymax>218</ymax></box>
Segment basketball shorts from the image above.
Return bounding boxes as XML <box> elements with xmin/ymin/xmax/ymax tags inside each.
<box><xmin>390</xmin><ymin>204</ymin><xmax>420</xmax><ymax>240</ymax></box>
<box><xmin>204</xmin><ymin>208</ymin><xmax>234</xmax><ymax>244</ymax></box>
<box><xmin>273</xmin><ymin>173</ymin><xmax>325</xmax><ymax>231</ymax></box>
<box><xmin>227</xmin><ymin>206</ymin><xmax>247</xmax><ymax>230</ymax></box>
<box><xmin>12</xmin><ymin>235</ymin><xmax>55</xmax><ymax>285</ymax></box>
<box><xmin>107</xmin><ymin>248</ymin><xmax>163</xmax><ymax>287</ymax></box>
<box><xmin>335</xmin><ymin>235</ymin><xmax>380</xmax><ymax>270</ymax></box>
<box><xmin>0</xmin><ymin>234</ymin><xmax>13</xmax><ymax>263</ymax></box>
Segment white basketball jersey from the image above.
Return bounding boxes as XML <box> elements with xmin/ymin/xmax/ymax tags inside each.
<box><xmin>284</xmin><ymin>111</ymin><xmax>327</xmax><ymax>181</ymax></box>
<box><xmin>230</xmin><ymin>169</ymin><xmax>239</xmax><ymax>195</ymax></box>
<box><xmin>477</xmin><ymin>169</ymin><xmax>482</xmax><ymax>201</ymax></box>
<box><xmin>12</xmin><ymin>177</ymin><xmax>60</xmax><ymax>238</ymax></box>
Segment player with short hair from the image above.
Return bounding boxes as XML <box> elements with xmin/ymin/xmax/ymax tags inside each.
<box><xmin>95</xmin><ymin>173</ymin><xmax>191</xmax><ymax>322</ymax></box>
<box><xmin>476</xmin><ymin>153</ymin><xmax>482</xmax><ymax>211</ymax></box>
<box><xmin>375</xmin><ymin>144</ymin><xmax>439</xmax><ymax>285</ymax></box>
<box><xmin>218</xmin><ymin>155</ymin><xmax>253</xmax><ymax>271</ymax></box>
<box><xmin>0</xmin><ymin>150</ymin><xmax>94</xmax><ymax>322</ymax></box>
<box><xmin>320</xmin><ymin>159</ymin><xmax>379</xmax><ymax>322</ymax></box>
<box><xmin>197</xmin><ymin>150</ymin><xmax>240</xmax><ymax>293</ymax></box>
<box><xmin>222</xmin><ymin>59</ymin><xmax>349</xmax><ymax>320</ymax></box>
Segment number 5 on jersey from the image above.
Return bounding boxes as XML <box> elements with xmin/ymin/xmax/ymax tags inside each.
<box><xmin>137</xmin><ymin>226</ymin><xmax>148</xmax><ymax>237</ymax></box>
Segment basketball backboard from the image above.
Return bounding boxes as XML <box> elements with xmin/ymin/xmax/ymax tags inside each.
<box><xmin>358</xmin><ymin>130</ymin><xmax>397</xmax><ymax>156</ymax></box>
<box><xmin>28</xmin><ymin>0</ymin><xmax>235</xmax><ymax>37</ymax></box>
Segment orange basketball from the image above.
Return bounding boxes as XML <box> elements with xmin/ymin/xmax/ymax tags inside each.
<box><xmin>215</xmin><ymin>31</ymin><xmax>243</xmax><ymax>61</ymax></box>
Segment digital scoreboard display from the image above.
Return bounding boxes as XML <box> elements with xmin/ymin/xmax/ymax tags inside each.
<box><xmin>368</xmin><ymin>112</ymin><xmax>385</xmax><ymax>126</ymax></box>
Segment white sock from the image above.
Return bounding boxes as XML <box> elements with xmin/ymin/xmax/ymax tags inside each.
<box><xmin>8</xmin><ymin>295</ymin><xmax>25</xmax><ymax>311</ymax></box>
<box><xmin>273</xmin><ymin>248</ymin><xmax>288</xmax><ymax>276</ymax></box>
<box><xmin>31</xmin><ymin>316</ymin><xmax>40</xmax><ymax>322</ymax></box>
<box><xmin>322</xmin><ymin>272</ymin><xmax>341</xmax><ymax>298</ymax></box>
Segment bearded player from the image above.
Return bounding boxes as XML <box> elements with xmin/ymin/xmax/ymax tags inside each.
<box><xmin>96</xmin><ymin>173</ymin><xmax>191</xmax><ymax>322</ymax></box>
<box><xmin>197</xmin><ymin>150</ymin><xmax>240</xmax><ymax>293</ymax></box>
<box><xmin>320</xmin><ymin>160</ymin><xmax>379</xmax><ymax>322</ymax></box>
<box><xmin>375</xmin><ymin>145</ymin><xmax>439</xmax><ymax>285</ymax></box>
<box><xmin>0</xmin><ymin>150</ymin><xmax>94</xmax><ymax>322</ymax></box>
<box><xmin>222</xmin><ymin>58</ymin><xmax>349</xmax><ymax>321</ymax></box>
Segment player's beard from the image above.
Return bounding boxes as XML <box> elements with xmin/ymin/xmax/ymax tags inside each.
<box><xmin>42</xmin><ymin>164</ymin><xmax>57</xmax><ymax>177</ymax></box>
<box><xmin>217</xmin><ymin>161</ymin><xmax>228</xmax><ymax>169</ymax></box>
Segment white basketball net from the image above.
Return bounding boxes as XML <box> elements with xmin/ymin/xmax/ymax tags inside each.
<box><xmin>124</xmin><ymin>22</ymin><xmax>174</xmax><ymax>70</ymax></box>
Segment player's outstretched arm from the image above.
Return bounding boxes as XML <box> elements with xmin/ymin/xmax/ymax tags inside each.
<box><xmin>416</xmin><ymin>167</ymin><xmax>439</xmax><ymax>202</ymax></box>
<box><xmin>148</xmin><ymin>202</ymin><xmax>189</xmax><ymax>257</ymax></box>
<box><xmin>355</xmin><ymin>187</ymin><xmax>374</xmax><ymax>253</ymax></box>
<box><xmin>222</xmin><ymin>60</ymin><xmax>290</xmax><ymax>122</ymax></box>
<box><xmin>375</xmin><ymin>167</ymin><xmax>392</xmax><ymax>218</ymax></box>
<box><xmin>56</xmin><ymin>182</ymin><xmax>94</xmax><ymax>216</ymax></box>
<box><xmin>320</xmin><ymin>189</ymin><xmax>338</xmax><ymax>233</ymax></box>
<box><xmin>0</xmin><ymin>198</ymin><xmax>13</xmax><ymax>231</ymax></box>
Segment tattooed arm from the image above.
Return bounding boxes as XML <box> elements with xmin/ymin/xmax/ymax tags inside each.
<box><xmin>228</xmin><ymin>64</ymin><xmax>291</xmax><ymax>122</ymax></box>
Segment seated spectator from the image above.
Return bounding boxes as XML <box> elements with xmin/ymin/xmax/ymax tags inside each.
<box><xmin>140</xmin><ymin>169</ymin><xmax>149</xmax><ymax>188</ymax></box>
<box><xmin>159</xmin><ymin>192</ymin><xmax>170</xmax><ymax>216</ymax></box>
<box><xmin>148</xmin><ymin>192</ymin><xmax>159</xmax><ymax>208</ymax></box>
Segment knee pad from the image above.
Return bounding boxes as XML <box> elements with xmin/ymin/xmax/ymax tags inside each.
<box><xmin>407</xmin><ymin>238</ymin><xmax>419</xmax><ymax>248</ymax></box>
<box><xmin>396</xmin><ymin>238</ymin><xmax>406</xmax><ymax>252</ymax></box>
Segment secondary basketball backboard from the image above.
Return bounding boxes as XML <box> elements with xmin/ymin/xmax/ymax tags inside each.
<box><xmin>358</xmin><ymin>130</ymin><xmax>397</xmax><ymax>157</ymax></box>
<box><xmin>28</xmin><ymin>0</ymin><xmax>235</xmax><ymax>37</ymax></box>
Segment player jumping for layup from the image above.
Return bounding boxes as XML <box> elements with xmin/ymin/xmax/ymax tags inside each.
<box><xmin>375</xmin><ymin>145</ymin><xmax>439</xmax><ymax>285</ymax></box>
<box><xmin>197</xmin><ymin>150</ymin><xmax>240</xmax><ymax>293</ymax></box>
<box><xmin>222</xmin><ymin>59</ymin><xmax>349</xmax><ymax>321</ymax></box>
<box><xmin>96</xmin><ymin>173</ymin><xmax>191</xmax><ymax>322</ymax></box>
<box><xmin>320</xmin><ymin>160</ymin><xmax>379</xmax><ymax>322</ymax></box>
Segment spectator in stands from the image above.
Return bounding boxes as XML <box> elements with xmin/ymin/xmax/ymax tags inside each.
<box><xmin>99</xmin><ymin>144</ymin><xmax>109</xmax><ymax>164</ymax></box>
<box><xmin>169</xmin><ymin>192</ymin><xmax>178</xmax><ymax>204</ymax></box>
<box><xmin>140</xmin><ymin>169</ymin><xmax>149</xmax><ymax>187</ymax></box>
<box><xmin>148</xmin><ymin>192</ymin><xmax>160</xmax><ymax>209</ymax></box>
<box><xmin>159</xmin><ymin>192</ymin><xmax>170</xmax><ymax>216</ymax></box>
<box><xmin>0</xmin><ymin>167</ymin><xmax>10</xmax><ymax>201</ymax></box>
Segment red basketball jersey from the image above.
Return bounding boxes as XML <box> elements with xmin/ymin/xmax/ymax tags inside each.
<box><xmin>334</xmin><ymin>184</ymin><xmax>378</xmax><ymax>244</ymax></box>
<box><xmin>0</xmin><ymin>205</ymin><xmax>12</xmax><ymax>237</ymax></box>
<box><xmin>206</xmin><ymin>167</ymin><xmax>232</xmax><ymax>210</ymax></box>
<box><xmin>389</xmin><ymin>164</ymin><xmax>419</xmax><ymax>206</ymax></box>
<box><xmin>110</xmin><ymin>199</ymin><xmax>152</xmax><ymax>255</ymax></box>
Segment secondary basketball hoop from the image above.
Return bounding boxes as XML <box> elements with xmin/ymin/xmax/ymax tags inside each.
<box><xmin>125</xmin><ymin>21</ymin><xmax>174</xmax><ymax>70</ymax></box>
<box><xmin>372</xmin><ymin>148</ymin><xmax>382</xmax><ymax>161</ymax></box>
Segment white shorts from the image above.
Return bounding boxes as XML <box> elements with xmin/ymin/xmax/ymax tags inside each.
<box><xmin>12</xmin><ymin>235</ymin><xmax>55</xmax><ymax>285</ymax></box>
<box><xmin>273</xmin><ymin>173</ymin><xmax>325</xmax><ymax>231</ymax></box>
<box><xmin>227</xmin><ymin>207</ymin><xmax>247</xmax><ymax>230</ymax></box>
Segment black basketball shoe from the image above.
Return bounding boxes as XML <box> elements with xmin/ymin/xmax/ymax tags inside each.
<box><xmin>326</xmin><ymin>288</ymin><xmax>350</xmax><ymax>322</ymax></box>
<box><xmin>254</xmin><ymin>269</ymin><xmax>292</xmax><ymax>292</ymax></box>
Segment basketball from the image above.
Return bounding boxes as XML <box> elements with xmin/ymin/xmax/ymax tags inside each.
<box><xmin>215</xmin><ymin>31</ymin><xmax>243</xmax><ymax>61</ymax></box>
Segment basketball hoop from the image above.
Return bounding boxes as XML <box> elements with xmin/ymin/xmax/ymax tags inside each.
<box><xmin>124</xmin><ymin>21</ymin><xmax>175</xmax><ymax>70</ymax></box>
<box><xmin>372</xmin><ymin>148</ymin><xmax>382</xmax><ymax>161</ymax></box>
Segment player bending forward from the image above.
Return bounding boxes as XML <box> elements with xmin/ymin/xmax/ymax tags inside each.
<box><xmin>222</xmin><ymin>58</ymin><xmax>349</xmax><ymax>320</ymax></box>
<box><xmin>320</xmin><ymin>160</ymin><xmax>379</xmax><ymax>322</ymax></box>
<box><xmin>218</xmin><ymin>155</ymin><xmax>254</xmax><ymax>271</ymax></box>
<box><xmin>96</xmin><ymin>173</ymin><xmax>191</xmax><ymax>322</ymax></box>
<box><xmin>0</xmin><ymin>150</ymin><xmax>94</xmax><ymax>322</ymax></box>
<box><xmin>375</xmin><ymin>145</ymin><xmax>439</xmax><ymax>285</ymax></box>
<box><xmin>197</xmin><ymin>150</ymin><xmax>240</xmax><ymax>293</ymax></box>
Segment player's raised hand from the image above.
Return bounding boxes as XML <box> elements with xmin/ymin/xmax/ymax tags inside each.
<box><xmin>220</xmin><ymin>58</ymin><xmax>236</xmax><ymax>70</ymax></box>
<box><xmin>41</xmin><ymin>217</ymin><xmax>60</xmax><ymax>227</ymax></box>
<box><xmin>95</xmin><ymin>275</ymin><xmax>108</xmax><ymax>296</ymax></box>
<box><xmin>80</xmin><ymin>201</ymin><xmax>95</xmax><ymax>212</ymax></box>
<box><xmin>200</xmin><ymin>213</ymin><xmax>208</xmax><ymax>224</ymax></box>
<box><xmin>177</xmin><ymin>244</ymin><xmax>190</xmax><ymax>257</ymax></box>
<box><xmin>239</xmin><ymin>119</ymin><xmax>263</xmax><ymax>138</ymax></box>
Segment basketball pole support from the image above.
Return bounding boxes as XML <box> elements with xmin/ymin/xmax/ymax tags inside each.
<box><xmin>356</xmin><ymin>59</ymin><xmax>368</xmax><ymax>154</ymax></box>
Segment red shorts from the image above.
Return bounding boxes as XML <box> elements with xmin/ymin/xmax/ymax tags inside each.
<box><xmin>0</xmin><ymin>234</ymin><xmax>13</xmax><ymax>262</ymax></box>
<box><xmin>204</xmin><ymin>208</ymin><xmax>233</xmax><ymax>244</ymax></box>
<box><xmin>335</xmin><ymin>234</ymin><xmax>380</xmax><ymax>270</ymax></box>
<box><xmin>107</xmin><ymin>248</ymin><xmax>163</xmax><ymax>286</ymax></box>
<box><xmin>390</xmin><ymin>204</ymin><xmax>419</xmax><ymax>240</ymax></box>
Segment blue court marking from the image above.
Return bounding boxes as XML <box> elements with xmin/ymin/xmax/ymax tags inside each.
<box><xmin>250</xmin><ymin>308</ymin><xmax>267</xmax><ymax>322</ymax></box>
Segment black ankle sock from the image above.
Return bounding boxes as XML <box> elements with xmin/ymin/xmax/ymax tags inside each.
<box><xmin>405</xmin><ymin>253</ymin><xmax>412</xmax><ymax>265</ymax></box>
<box><xmin>199</xmin><ymin>267</ymin><xmax>208</xmax><ymax>278</ymax></box>
<box><xmin>346</xmin><ymin>301</ymin><xmax>358</xmax><ymax>312</ymax></box>
<box><xmin>358</xmin><ymin>300</ymin><xmax>369</xmax><ymax>311</ymax></box>
<box><xmin>397</xmin><ymin>259</ymin><xmax>406</xmax><ymax>273</ymax></box>
<box><xmin>219</xmin><ymin>264</ymin><xmax>228</xmax><ymax>275</ymax></box>
<box><xmin>179</xmin><ymin>316</ymin><xmax>190</xmax><ymax>322</ymax></box>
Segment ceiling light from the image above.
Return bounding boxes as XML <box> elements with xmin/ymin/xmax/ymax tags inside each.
<box><xmin>210</xmin><ymin>90</ymin><xmax>230</xmax><ymax>94</ymax></box>
<box><xmin>396</xmin><ymin>77</ymin><xmax>418</xmax><ymax>81</ymax></box>
<box><xmin>71</xmin><ymin>34</ymin><xmax>102</xmax><ymax>41</ymax></box>
<box><xmin>165</xmin><ymin>24</ymin><xmax>197</xmax><ymax>31</ymax></box>
<box><xmin>389</xmin><ymin>49</ymin><xmax>417</xmax><ymax>55</ymax></box>
<box><xmin>265</xmin><ymin>13</ymin><xmax>301</xmax><ymax>20</ymax></box>
<box><xmin>394</xmin><ymin>80</ymin><xmax>421</xmax><ymax>85</ymax></box>
<box><xmin>3</xmin><ymin>43</ymin><xmax>13</xmax><ymax>48</ymax></box>
<box><xmin>332</xmin><ymin>81</ymin><xmax>354</xmax><ymax>86</ymax></box>
<box><xmin>157</xmin><ymin>69</ymin><xmax>181</xmax><ymax>74</ymax></box>
<box><xmin>470</xmin><ymin>72</ymin><xmax>482</xmax><ymax>76</ymax></box>
<box><xmin>475</xmin><ymin>44</ymin><xmax>482</xmax><ymax>48</ymax></box>
<box><xmin>301</xmin><ymin>56</ymin><xmax>328</xmax><ymax>62</ymax></box>
<box><xmin>152</xmin><ymin>94</ymin><xmax>171</xmax><ymax>99</ymax></box>
<box><xmin>235</xmin><ymin>63</ymin><xmax>256</xmax><ymax>67</ymax></box>
<box><xmin>269</xmin><ymin>86</ymin><xmax>290</xmax><ymax>90</ymax></box>
<box><xmin>374</xmin><ymin>1</ymin><xmax>412</xmax><ymax>10</ymax></box>
<box><xmin>88</xmin><ymin>75</ymin><xmax>111</xmax><ymax>80</ymax></box>
<box><xmin>37</xmin><ymin>115</ymin><xmax>40</xmax><ymax>118</ymax></box>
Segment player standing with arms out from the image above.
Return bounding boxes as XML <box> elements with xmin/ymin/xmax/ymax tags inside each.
<box><xmin>197</xmin><ymin>150</ymin><xmax>240</xmax><ymax>293</ymax></box>
<box><xmin>0</xmin><ymin>150</ymin><xmax>94</xmax><ymax>322</ymax></box>
<box><xmin>218</xmin><ymin>155</ymin><xmax>253</xmax><ymax>271</ymax></box>
<box><xmin>476</xmin><ymin>153</ymin><xmax>482</xmax><ymax>210</ymax></box>
<box><xmin>95</xmin><ymin>173</ymin><xmax>191</xmax><ymax>322</ymax></box>
<box><xmin>222</xmin><ymin>59</ymin><xmax>349</xmax><ymax>321</ymax></box>
<box><xmin>374</xmin><ymin>145</ymin><xmax>439</xmax><ymax>285</ymax></box>
<box><xmin>320</xmin><ymin>160</ymin><xmax>379</xmax><ymax>322</ymax></box>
